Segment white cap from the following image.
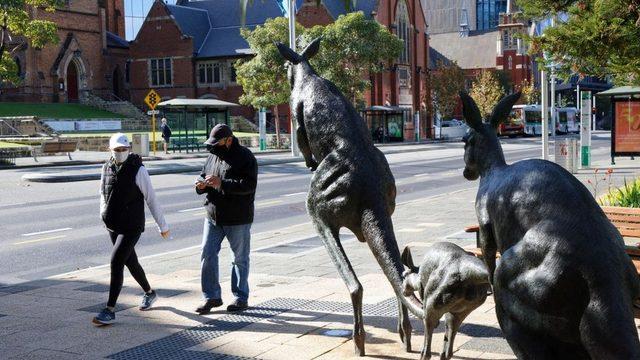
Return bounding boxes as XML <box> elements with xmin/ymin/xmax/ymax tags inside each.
<box><xmin>109</xmin><ymin>133</ymin><xmax>130</xmax><ymax>149</ymax></box>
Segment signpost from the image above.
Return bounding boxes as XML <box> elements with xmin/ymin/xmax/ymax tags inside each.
<box><xmin>144</xmin><ymin>89</ymin><xmax>161</xmax><ymax>155</ymax></box>
<box><xmin>259</xmin><ymin>108</ymin><xmax>267</xmax><ymax>151</ymax></box>
<box><xmin>579</xmin><ymin>91</ymin><xmax>592</xmax><ymax>167</ymax></box>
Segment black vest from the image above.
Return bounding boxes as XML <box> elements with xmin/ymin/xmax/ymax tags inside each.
<box><xmin>101</xmin><ymin>154</ymin><xmax>145</xmax><ymax>234</ymax></box>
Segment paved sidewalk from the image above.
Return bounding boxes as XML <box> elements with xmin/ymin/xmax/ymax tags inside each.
<box><xmin>0</xmin><ymin>187</ymin><xmax>523</xmax><ymax>360</ymax></box>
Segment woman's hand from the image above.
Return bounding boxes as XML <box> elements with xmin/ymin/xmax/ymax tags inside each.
<box><xmin>160</xmin><ymin>230</ymin><xmax>170</xmax><ymax>239</ymax></box>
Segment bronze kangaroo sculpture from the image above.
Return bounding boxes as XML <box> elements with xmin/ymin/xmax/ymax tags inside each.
<box><xmin>460</xmin><ymin>91</ymin><xmax>640</xmax><ymax>359</ymax></box>
<box><xmin>402</xmin><ymin>244</ymin><xmax>490</xmax><ymax>360</ymax></box>
<box><xmin>277</xmin><ymin>38</ymin><xmax>424</xmax><ymax>356</ymax></box>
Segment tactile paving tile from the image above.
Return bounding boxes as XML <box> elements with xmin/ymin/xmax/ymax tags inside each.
<box><xmin>107</xmin><ymin>298</ymin><xmax>312</xmax><ymax>360</ymax></box>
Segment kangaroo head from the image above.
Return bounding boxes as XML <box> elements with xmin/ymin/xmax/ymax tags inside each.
<box><xmin>460</xmin><ymin>91</ymin><xmax>521</xmax><ymax>180</ymax></box>
<box><xmin>276</xmin><ymin>37</ymin><xmax>321</xmax><ymax>88</ymax></box>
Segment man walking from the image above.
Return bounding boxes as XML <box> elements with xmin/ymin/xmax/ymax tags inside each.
<box><xmin>160</xmin><ymin>118</ymin><xmax>172</xmax><ymax>154</ymax></box>
<box><xmin>195</xmin><ymin>124</ymin><xmax>257</xmax><ymax>313</ymax></box>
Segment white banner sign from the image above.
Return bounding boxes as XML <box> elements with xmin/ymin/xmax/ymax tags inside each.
<box><xmin>75</xmin><ymin>120</ymin><xmax>122</xmax><ymax>131</ymax></box>
<box><xmin>44</xmin><ymin>121</ymin><xmax>75</xmax><ymax>132</ymax></box>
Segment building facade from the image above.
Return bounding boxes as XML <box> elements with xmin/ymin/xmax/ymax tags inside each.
<box><xmin>1</xmin><ymin>0</ymin><xmax>130</xmax><ymax>103</ymax></box>
<box><xmin>128</xmin><ymin>0</ymin><xmax>430</xmax><ymax>140</ymax></box>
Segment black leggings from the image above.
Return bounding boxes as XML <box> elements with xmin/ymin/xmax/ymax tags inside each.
<box><xmin>108</xmin><ymin>231</ymin><xmax>151</xmax><ymax>307</ymax></box>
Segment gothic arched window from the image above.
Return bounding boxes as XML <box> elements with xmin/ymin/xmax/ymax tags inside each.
<box><xmin>508</xmin><ymin>56</ymin><xmax>513</xmax><ymax>70</ymax></box>
<box><xmin>15</xmin><ymin>57</ymin><xmax>21</xmax><ymax>77</ymax></box>
<box><xmin>396</xmin><ymin>0</ymin><xmax>410</xmax><ymax>64</ymax></box>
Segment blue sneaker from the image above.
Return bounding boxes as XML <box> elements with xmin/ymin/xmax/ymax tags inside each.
<box><xmin>92</xmin><ymin>308</ymin><xmax>115</xmax><ymax>326</ymax></box>
<box><xmin>139</xmin><ymin>290</ymin><xmax>157</xmax><ymax>311</ymax></box>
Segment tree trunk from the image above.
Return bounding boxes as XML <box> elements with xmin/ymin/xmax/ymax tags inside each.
<box><xmin>273</xmin><ymin>105</ymin><xmax>281</xmax><ymax>149</ymax></box>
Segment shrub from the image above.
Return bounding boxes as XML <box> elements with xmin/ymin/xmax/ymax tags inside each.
<box><xmin>601</xmin><ymin>178</ymin><xmax>640</xmax><ymax>208</ymax></box>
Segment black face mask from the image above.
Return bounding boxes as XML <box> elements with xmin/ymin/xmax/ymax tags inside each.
<box><xmin>210</xmin><ymin>144</ymin><xmax>228</xmax><ymax>157</ymax></box>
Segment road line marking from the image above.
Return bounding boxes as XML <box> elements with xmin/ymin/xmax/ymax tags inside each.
<box><xmin>416</xmin><ymin>222</ymin><xmax>444</xmax><ymax>228</ymax></box>
<box><xmin>22</xmin><ymin>228</ymin><xmax>72</xmax><ymax>237</ymax></box>
<box><xmin>256</xmin><ymin>200</ymin><xmax>283</xmax><ymax>207</ymax></box>
<box><xmin>191</xmin><ymin>211</ymin><xmax>207</xmax><ymax>217</ymax></box>
<box><xmin>178</xmin><ymin>207</ymin><xmax>202</xmax><ymax>213</ymax></box>
<box><xmin>14</xmin><ymin>235</ymin><xmax>66</xmax><ymax>245</ymax></box>
<box><xmin>283</xmin><ymin>192</ymin><xmax>306</xmax><ymax>197</ymax></box>
<box><xmin>145</xmin><ymin>220</ymin><xmax>155</xmax><ymax>225</ymax></box>
<box><xmin>398</xmin><ymin>228</ymin><xmax>424</xmax><ymax>233</ymax></box>
<box><xmin>412</xmin><ymin>173</ymin><xmax>430</xmax><ymax>177</ymax></box>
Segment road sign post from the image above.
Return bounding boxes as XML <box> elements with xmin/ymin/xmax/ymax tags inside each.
<box><xmin>580</xmin><ymin>91</ymin><xmax>592</xmax><ymax>168</ymax></box>
<box><xmin>144</xmin><ymin>90</ymin><xmax>161</xmax><ymax>155</ymax></box>
<box><xmin>259</xmin><ymin>108</ymin><xmax>267</xmax><ymax>151</ymax></box>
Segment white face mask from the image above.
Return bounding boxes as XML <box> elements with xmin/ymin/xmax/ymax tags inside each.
<box><xmin>112</xmin><ymin>150</ymin><xmax>129</xmax><ymax>164</ymax></box>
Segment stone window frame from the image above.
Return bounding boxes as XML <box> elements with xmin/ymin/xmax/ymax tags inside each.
<box><xmin>149</xmin><ymin>58</ymin><xmax>172</xmax><ymax>87</ymax></box>
<box><xmin>197</xmin><ymin>61</ymin><xmax>225</xmax><ymax>87</ymax></box>
<box><xmin>395</xmin><ymin>0</ymin><xmax>411</xmax><ymax>65</ymax></box>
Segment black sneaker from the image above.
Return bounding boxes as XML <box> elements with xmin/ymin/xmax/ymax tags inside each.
<box><xmin>92</xmin><ymin>308</ymin><xmax>115</xmax><ymax>326</ymax></box>
<box><xmin>195</xmin><ymin>298</ymin><xmax>223</xmax><ymax>314</ymax></box>
<box><xmin>226</xmin><ymin>299</ymin><xmax>248</xmax><ymax>312</ymax></box>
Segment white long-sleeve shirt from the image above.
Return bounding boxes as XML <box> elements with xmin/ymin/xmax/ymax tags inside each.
<box><xmin>100</xmin><ymin>166</ymin><xmax>169</xmax><ymax>233</ymax></box>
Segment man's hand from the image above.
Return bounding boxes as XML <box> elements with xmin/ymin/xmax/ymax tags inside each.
<box><xmin>205</xmin><ymin>175</ymin><xmax>222</xmax><ymax>189</ymax></box>
<box><xmin>196</xmin><ymin>181</ymin><xmax>207</xmax><ymax>190</ymax></box>
<box><xmin>160</xmin><ymin>230</ymin><xmax>170</xmax><ymax>239</ymax></box>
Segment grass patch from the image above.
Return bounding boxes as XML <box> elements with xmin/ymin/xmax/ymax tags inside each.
<box><xmin>0</xmin><ymin>141</ymin><xmax>29</xmax><ymax>149</ymax></box>
<box><xmin>601</xmin><ymin>178</ymin><xmax>640</xmax><ymax>208</ymax></box>
<box><xmin>0</xmin><ymin>103</ymin><xmax>124</xmax><ymax>119</ymax></box>
<box><xmin>60</xmin><ymin>131</ymin><xmax>258</xmax><ymax>139</ymax></box>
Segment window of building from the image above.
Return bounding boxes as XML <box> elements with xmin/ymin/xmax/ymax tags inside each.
<box><xmin>230</xmin><ymin>64</ymin><xmax>237</xmax><ymax>83</ymax></box>
<box><xmin>125</xmin><ymin>60</ymin><xmax>131</xmax><ymax>83</ymax></box>
<box><xmin>198</xmin><ymin>62</ymin><xmax>223</xmax><ymax>85</ymax></box>
<box><xmin>508</xmin><ymin>56</ymin><xmax>512</xmax><ymax>70</ymax></box>
<box><xmin>395</xmin><ymin>0</ymin><xmax>410</xmax><ymax>65</ymax></box>
<box><xmin>14</xmin><ymin>57</ymin><xmax>21</xmax><ymax>77</ymax></box>
<box><xmin>150</xmin><ymin>58</ymin><xmax>172</xmax><ymax>86</ymax></box>
<box><xmin>476</xmin><ymin>0</ymin><xmax>507</xmax><ymax>31</ymax></box>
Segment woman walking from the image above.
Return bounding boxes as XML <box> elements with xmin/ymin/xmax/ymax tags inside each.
<box><xmin>93</xmin><ymin>133</ymin><xmax>170</xmax><ymax>326</ymax></box>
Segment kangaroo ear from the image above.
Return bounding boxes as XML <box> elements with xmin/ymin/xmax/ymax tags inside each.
<box><xmin>489</xmin><ymin>92</ymin><xmax>521</xmax><ymax>129</ymax></box>
<box><xmin>401</xmin><ymin>246</ymin><xmax>417</xmax><ymax>272</ymax></box>
<box><xmin>459</xmin><ymin>91</ymin><xmax>483</xmax><ymax>130</ymax></box>
<box><xmin>301</xmin><ymin>37</ymin><xmax>321</xmax><ymax>60</ymax></box>
<box><xmin>275</xmin><ymin>42</ymin><xmax>302</xmax><ymax>64</ymax></box>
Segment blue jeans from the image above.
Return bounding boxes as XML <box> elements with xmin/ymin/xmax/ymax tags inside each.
<box><xmin>201</xmin><ymin>218</ymin><xmax>251</xmax><ymax>302</ymax></box>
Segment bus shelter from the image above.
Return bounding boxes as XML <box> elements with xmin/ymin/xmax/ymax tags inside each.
<box><xmin>597</xmin><ymin>86</ymin><xmax>640</xmax><ymax>164</ymax></box>
<box><xmin>157</xmin><ymin>98</ymin><xmax>239</xmax><ymax>153</ymax></box>
<box><xmin>360</xmin><ymin>106</ymin><xmax>412</xmax><ymax>143</ymax></box>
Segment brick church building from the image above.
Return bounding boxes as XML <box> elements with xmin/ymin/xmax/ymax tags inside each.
<box><xmin>1</xmin><ymin>0</ymin><xmax>130</xmax><ymax>103</ymax></box>
<box><xmin>128</xmin><ymin>0</ymin><xmax>431</xmax><ymax>139</ymax></box>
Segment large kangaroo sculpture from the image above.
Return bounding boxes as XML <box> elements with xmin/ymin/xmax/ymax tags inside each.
<box><xmin>277</xmin><ymin>38</ymin><xmax>424</xmax><ymax>356</ymax></box>
<box><xmin>460</xmin><ymin>91</ymin><xmax>640</xmax><ymax>359</ymax></box>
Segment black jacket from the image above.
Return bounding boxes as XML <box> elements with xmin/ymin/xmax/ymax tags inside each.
<box><xmin>101</xmin><ymin>154</ymin><xmax>145</xmax><ymax>233</ymax></box>
<box><xmin>196</xmin><ymin>137</ymin><xmax>257</xmax><ymax>225</ymax></box>
<box><xmin>161</xmin><ymin>123</ymin><xmax>172</xmax><ymax>139</ymax></box>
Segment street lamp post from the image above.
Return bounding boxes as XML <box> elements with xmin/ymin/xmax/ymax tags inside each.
<box><xmin>288</xmin><ymin>0</ymin><xmax>299</xmax><ymax>157</ymax></box>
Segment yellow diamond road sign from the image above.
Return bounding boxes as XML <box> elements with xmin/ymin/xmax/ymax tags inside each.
<box><xmin>144</xmin><ymin>89</ymin><xmax>161</xmax><ymax>110</ymax></box>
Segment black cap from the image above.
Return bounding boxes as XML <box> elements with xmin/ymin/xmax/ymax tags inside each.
<box><xmin>204</xmin><ymin>124</ymin><xmax>233</xmax><ymax>145</ymax></box>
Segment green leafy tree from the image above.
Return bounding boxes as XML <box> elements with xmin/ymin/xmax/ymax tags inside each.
<box><xmin>470</xmin><ymin>70</ymin><xmax>504</xmax><ymax>118</ymax></box>
<box><xmin>303</xmin><ymin>11</ymin><xmax>403</xmax><ymax>106</ymax></box>
<box><xmin>430</xmin><ymin>60</ymin><xmax>465</xmax><ymax>120</ymax></box>
<box><xmin>518</xmin><ymin>0</ymin><xmax>640</xmax><ymax>84</ymax></box>
<box><xmin>235</xmin><ymin>17</ymin><xmax>304</xmax><ymax>148</ymax></box>
<box><xmin>517</xmin><ymin>78</ymin><xmax>539</xmax><ymax>104</ymax></box>
<box><xmin>1</xmin><ymin>0</ymin><xmax>60</xmax><ymax>86</ymax></box>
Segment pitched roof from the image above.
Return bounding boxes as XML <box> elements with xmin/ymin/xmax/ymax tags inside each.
<box><xmin>308</xmin><ymin>0</ymin><xmax>378</xmax><ymax>19</ymax></box>
<box><xmin>106</xmin><ymin>31</ymin><xmax>129</xmax><ymax>49</ymax></box>
<box><xmin>428</xmin><ymin>47</ymin><xmax>452</xmax><ymax>69</ymax></box>
<box><xmin>166</xmin><ymin>4</ymin><xmax>211</xmax><ymax>53</ymax></box>
<box><xmin>177</xmin><ymin>0</ymin><xmax>284</xmax><ymax>58</ymax></box>
<box><xmin>429</xmin><ymin>30</ymin><xmax>498</xmax><ymax>70</ymax></box>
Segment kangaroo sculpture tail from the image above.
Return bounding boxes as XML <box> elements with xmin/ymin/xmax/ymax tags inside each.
<box><xmin>362</xmin><ymin>206</ymin><xmax>425</xmax><ymax>319</ymax></box>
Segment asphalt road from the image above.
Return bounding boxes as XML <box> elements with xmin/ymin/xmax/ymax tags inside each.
<box><xmin>0</xmin><ymin>135</ymin><xmax>617</xmax><ymax>284</ymax></box>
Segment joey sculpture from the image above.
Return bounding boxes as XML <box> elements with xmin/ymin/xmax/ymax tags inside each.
<box><xmin>276</xmin><ymin>38</ymin><xmax>424</xmax><ymax>356</ymax></box>
<box><xmin>460</xmin><ymin>91</ymin><xmax>640</xmax><ymax>359</ymax></box>
<box><xmin>402</xmin><ymin>243</ymin><xmax>490</xmax><ymax>360</ymax></box>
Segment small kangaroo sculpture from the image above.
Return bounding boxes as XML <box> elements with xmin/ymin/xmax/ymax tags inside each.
<box><xmin>460</xmin><ymin>91</ymin><xmax>640</xmax><ymax>359</ymax></box>
<box><xmin>276</xmin><ymin>38</ymin><xmax>424</xmax><ymax>356</ymax></box>
<box><xmin>402</xmin><ymin>243</ymin><xmax>490</xmax><ymax>360</ymax></box>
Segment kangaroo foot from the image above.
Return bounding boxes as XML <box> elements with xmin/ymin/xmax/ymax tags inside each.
<box><xmin>353</xmin><ymin>326</ymin><xmax>365</xmax><ymax>356</ymax></box>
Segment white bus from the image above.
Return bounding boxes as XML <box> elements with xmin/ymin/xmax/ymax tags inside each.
<box><xmin>511</xmin><ymin>105</ymin><xmax>579</xmax><ymax>136</ymax></box>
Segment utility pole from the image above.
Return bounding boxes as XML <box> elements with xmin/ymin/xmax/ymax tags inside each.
<box><xmin>288</xmin><ymin>0</ymin><xmax>299</xmax><ymax>157</ymax></box>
